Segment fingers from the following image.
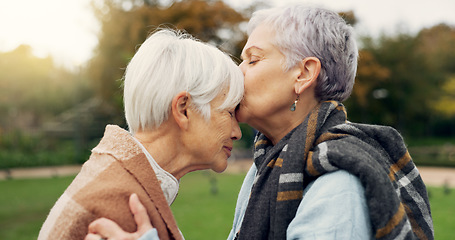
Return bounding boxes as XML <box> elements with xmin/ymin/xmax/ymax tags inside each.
<box><xmin>129</xmin><ymin>193</ymin><xmax>153</xmax><ymax>234</ymax></box>
<box><xmin>85</xmin><ymin>194</ymin><xmax>153</xmax><ymax>240</ymax></box>
<box><xmin>88</xmin><ymin>217</ymin><xmax>126</xmax><ymax>238</ymax></box>
<box><xmin>84</xmin><ymin>233</ymin><xmax>103</xmax><ymax>240</ymax></box>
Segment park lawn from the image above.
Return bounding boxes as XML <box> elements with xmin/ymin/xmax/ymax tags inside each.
<box><xmin>0</xmin><ymin>171</ymin><xmax>453</xmax><ymax>240</ymax></box>
<box><xmin>427</xmin><ymin>186</ymin><xmax>455</xmax><ymax>240</ymax></box>
<box><xmin>171</xmin><ymin>171</ymin><xmax>245</xmax><ymax>239</ymax></box>
<box><xmin>0</xmin><ymin>175</ymin><xmax>75</xmax><ymax>240</ymax></box>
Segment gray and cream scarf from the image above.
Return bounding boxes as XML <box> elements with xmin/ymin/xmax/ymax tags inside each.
<box><xmin>237</xmin><ymin>101</ymin><xmax>433</xmax><ymax>240</ymax></box>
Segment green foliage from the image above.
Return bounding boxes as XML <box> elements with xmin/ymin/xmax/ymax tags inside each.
<box><xmin>1</xmin><ymin>174</ymin><xmax>453</xmax><ymax>240</ymax></box>
<box><xmin>407</xmin><ymin>138</ymin><xmax>455</xmax><ymax>168</ymax></box>
<box><xmin>0</xmin><ymin>44</ymin><xmax>92</xmax><ymax>135</ymax></box>
<box><xmin>346</xmin><ymin>24</ymin><xmax>455</xmax><ymax>138</ymax></box>
<box><xmin>234</xmin><ymin>123</ymin><xmax>256</xmax><ymax>149</ymax></box>
<box><xmin>432</xmin><ymin>76</ymin><xmax>455</xmax><ymax>116</ymax></box>
<box><xmin>0</xmin><ymin>131</ymin><xmax>95</xmax><ymax>169</ymax></box>
<box><xmin>0</xmin><ymin>45</ymin><xmax>97</xmax><ymax>170</ymax></box>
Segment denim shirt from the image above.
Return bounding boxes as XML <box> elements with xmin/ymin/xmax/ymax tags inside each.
<box><xmin>227</xmin><ymin>164</ymin><xmax>373</xmax><ymax>240</ymax></box>
<box><xmin>140</xmin><ymin>164</ymin><xmax>373</xmax><ymax>240</ymax></box>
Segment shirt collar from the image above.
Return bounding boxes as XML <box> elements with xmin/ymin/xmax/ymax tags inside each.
<box><xmin>132</xmin><ymin>137</ymin><xmax>180</xmax><ymax>205</ymax></box>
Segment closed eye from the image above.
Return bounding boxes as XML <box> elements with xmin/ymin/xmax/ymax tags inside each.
<box><xmin>248</xmin><ymin>55</ymin><xmax>262</xmax><ymax>65</ymax></box>
<box><xmin>228</xmin><ymin>110</ymin><xmax>235</xmax><ymax>118</ymax></box>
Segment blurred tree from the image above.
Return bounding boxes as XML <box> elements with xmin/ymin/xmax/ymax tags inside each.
<box><xmin>0</xmin><ymin>45</ymin><xmax>90</xmax><ymax>132</ymax></box>
<box><xmin>416</xmin><ymin>24</ymin><xmax>455</xmax><ymax>74</ymax></box>
<box><xmin>416</xmin><ymin>24</ymin><xmax>455</xmax><ymax>119</ymax></box>
<box><xmin>346</xmin><ymin>23</ymin><xmax>455</xmax><ymax>137</ymax></box>
<box><xmin>345</xmin><ymin>47</ymin><xmax>390</xmax><ymax>123</ymax></box>
<box><xmin>339</xmin><ymin>10</ymin><xmax>357</xmax><ymax>26</ymax></box>
<box><xmin>357</xmin><ymin>33</ymin><xmax>440</xmax><ymax>136</ymax></box>
<box><xmin>432</xmin><ymin>76</ymin><xmax>455</xmax><ymax>116</ymax></box>
<box><xmin>87</xmin><ymin>0</ymin><xmax>246</xmax><ymax>118</ymax></box>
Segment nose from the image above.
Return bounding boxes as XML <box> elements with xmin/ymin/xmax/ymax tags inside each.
<box><xmin>231</xmin><ymin>118</ymin><xmax>242</xmax><ymax>141</ymax></box>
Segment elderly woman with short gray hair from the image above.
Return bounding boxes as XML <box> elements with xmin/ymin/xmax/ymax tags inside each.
<box><xmin>232</xmin><ymin>5</ymin><xmax>432</xmax><ymax>239</ymax></box>
<box><xmin>38</xmin><ymin>29</ymin><xmax>244</xmax><ymax>240</ymax></box>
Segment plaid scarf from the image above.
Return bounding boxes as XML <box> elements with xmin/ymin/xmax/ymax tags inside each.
<box><xmin>237</xmin><ymin>101</ymin><xmax>433</xmax><ymax>240</ymax></box>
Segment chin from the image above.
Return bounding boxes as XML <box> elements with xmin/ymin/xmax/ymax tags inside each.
<box><xmin>212</xmin><ymin>161</ymin><xmax>228</xmax><ymax>173</ymax></box>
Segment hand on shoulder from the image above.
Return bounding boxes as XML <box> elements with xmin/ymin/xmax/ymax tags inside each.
<box><xmin>85</xmin><ymin>193</ymin><xmax>153</xmax><ymax>240</ymax></box>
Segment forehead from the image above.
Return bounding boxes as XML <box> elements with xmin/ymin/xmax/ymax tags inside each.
<box><xmin>241</xmin><ymin>46</ymin><xmax>264</xmax><ymax>59</ymax></box>
<box><xmin>210</xmin><ymin>89</ymin><xmax>228</xmax><ymax>107</ymax></box>
<box><xmin>241</xmin><ymin>24</ymin><xmax>275</xmax><ymax>58</ymax></box>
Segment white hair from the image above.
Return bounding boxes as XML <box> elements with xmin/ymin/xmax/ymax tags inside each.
<box><xmin>123</xmin><ymin>29</ymin><xmax>244</xmax><ymax>134</ymax></box>
<box><xmin>248</xmin><ymin>5</ymin><xmax>358</xmax><ymax>102</ymax></box>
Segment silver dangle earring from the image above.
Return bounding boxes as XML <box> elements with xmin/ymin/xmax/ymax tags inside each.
<box><xmin>290</xmin><ymin>95</ymin><xmax>299</xmax><ymax>111</ymax></box>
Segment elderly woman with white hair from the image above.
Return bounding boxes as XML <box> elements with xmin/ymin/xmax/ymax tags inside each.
<box><xmin>38</xmin><ymin>29</ymin><xmax>243</xmax><ymax>240</ymax></box>
<box><xmin>86</xmin><ymin>4</ymin><xmax>434</xmax><ymax>240</ymax></box>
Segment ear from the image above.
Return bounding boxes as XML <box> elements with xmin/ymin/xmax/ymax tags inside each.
<box><xmin>171</xmin><ymin>91</ymin><xmax>191</xmax><ymax>130</ymax></box>
<box><xmin>294</xmin><ymin>57</ymin><xmax>321</xmax><ymax>94</ymax></box>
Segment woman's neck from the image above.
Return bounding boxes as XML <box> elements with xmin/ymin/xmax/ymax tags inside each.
<box><xmin>134</xmin><ymin>125</ymin><xmax>191</xmax><ymax>180</ymax></box>
<box><xmin>255</xmin><ymin>98</ymin><xmax>319</xmax><ymax>145</ymax></box>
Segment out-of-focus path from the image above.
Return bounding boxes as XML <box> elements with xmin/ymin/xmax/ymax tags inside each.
<box><xmin>0</xmin><ymin>165</ymin><xmax>81</xmax><ymax>180</ymax></box>
<box><xmin>225</xmin><ymin>160</ymin><xmax>455</xmax><ymax>188</ymax></box>
<box><xmin>416</xmin><ymin>166</ymin><xmax>455</xmax><ymax>188</ymax></box>
<box><xmin>1</xmin><ymin>160</ymin><xmax>454</xmax><ymax>188</ymax></box>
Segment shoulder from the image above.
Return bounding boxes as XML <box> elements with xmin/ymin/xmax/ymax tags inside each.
<box><xmin>51</xmin><ymin>160</ymin><xmax>150</xmax><ymax>231</ymax></box>
<box><xmin>92</xmin><ymin>125</ymin><xmax>143</xmax><ymax>160</ymax></box>
<box><xmin>303</xmin><ymin>170</ymin><xmax>364</xmax><ymax>198</ymax></box>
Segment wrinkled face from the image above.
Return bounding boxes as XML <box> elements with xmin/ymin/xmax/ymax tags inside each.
<box><xmin>237</xmin><ymin>24</ymin><xmax>297</xmax><ymax>128</ymax></box>
<box><xmin>188</xmin><ymin>91</ymin><xmax>242</xmax><ymax>173</ymax></box>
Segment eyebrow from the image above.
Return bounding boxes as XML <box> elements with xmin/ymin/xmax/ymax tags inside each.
<box><xmin>240</xmin><ymin>46</ymin><xmax>264</xmax><ymax>60</ymax></box>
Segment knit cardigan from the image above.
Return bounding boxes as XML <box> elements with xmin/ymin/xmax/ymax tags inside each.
<box><xmin>38</xmin><ymin>125</ymin><xmax>182</xmax><ymax>240</ymax></box>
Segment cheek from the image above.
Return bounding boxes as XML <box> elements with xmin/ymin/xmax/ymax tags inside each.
<box><xmin>211</xmin><ymin>117</ymin><xmax>231</xmax><ymax>140</ymax></box>
<box><xmin>218</xmin><ymin>119</ymin><xmax>232</xmax><ymax>138</ymax></box>
<box><xmin>244</xmin><ymin>63</ymin><xmax>283</xmax><ymax>94</ymax></box>
<box><xmin>244</xmin><ymin>71</ymin><xmax>265</xmax><ymax>97</ymax></box>
<box><xmin>245</xmin><ymin>67</ymin><xmax>264</xmax><ymax>84</ymax></box>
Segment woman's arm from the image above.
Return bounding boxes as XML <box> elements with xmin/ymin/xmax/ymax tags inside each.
<box><xmin>85</xmin><ymin>194</ymin><xmax>157</xmax><ymax>240</ymax></box>
<box><xmin>287</xmin><ymin>170</ymin><xmax>373</xmax><ymax>239</ymax></box>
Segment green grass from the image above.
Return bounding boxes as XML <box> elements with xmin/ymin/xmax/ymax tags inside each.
<box><xmin>0</xmin><ymin>176</ymin><xmax>75</xmax><ymax>240</ymax></box>
<box><xmin>427</xmin><ymin>186</ymin><xmax>455</xmax><ymax>240</ymax></box>
<box><xmin>1</xmin><ymin>172</ymin><xmax>454</xmax><ymax>240</ymax></box>
<box><xmin>171</xmin><ymin>171</ymin><xmax>245</xmax><ymax>239</ymax></box>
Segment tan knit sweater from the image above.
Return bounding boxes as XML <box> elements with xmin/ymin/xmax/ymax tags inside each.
<box><xmin>38</xmin><ymin>125</ymin><xmax>182</xmax><ymax>240</ymax></box>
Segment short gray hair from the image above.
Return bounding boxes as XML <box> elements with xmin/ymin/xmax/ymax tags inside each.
<box><xmin>123</xmin><ymin>29</ymin><xmax>244</xmax><ymax>134</ymax></box>
<box><xmin>248</xmin><ymin>5</ymin><xmax>358</xmax><ymax>102</ymax></box>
